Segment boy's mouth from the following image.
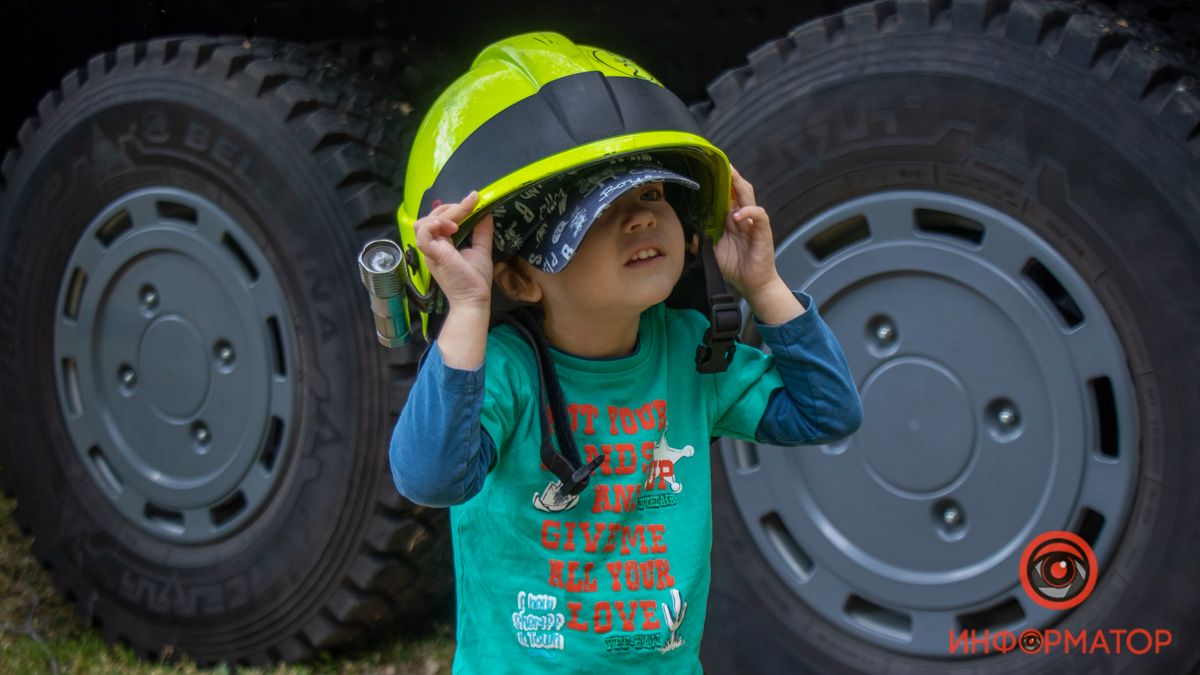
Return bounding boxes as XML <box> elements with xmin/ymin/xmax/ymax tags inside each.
<box><xmin>625</xmin><ymin>245</ymin><xmax>665</xmax><ymax>266</ymax></box>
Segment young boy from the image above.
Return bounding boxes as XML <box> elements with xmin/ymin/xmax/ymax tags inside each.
<box><xmin>392</xmin><ymin>163</ymin><xmax>862</xmax><ymax>670</ymax></box>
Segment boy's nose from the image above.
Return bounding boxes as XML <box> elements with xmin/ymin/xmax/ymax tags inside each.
<box><xmin>621</xmin><ymin>207</ymin><xmax>656</xmax><ymax>233</ymax></box>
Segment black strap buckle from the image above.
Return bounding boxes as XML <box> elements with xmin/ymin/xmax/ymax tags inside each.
<box><xmin>558</xmin><ymin>452</ymin><xmax>607</xmax><ymax>496</ymax></box>
<box><xmin>695</xmin><ymin>297</ymin><xmax>740</xmax><ymax>373</ymax></box>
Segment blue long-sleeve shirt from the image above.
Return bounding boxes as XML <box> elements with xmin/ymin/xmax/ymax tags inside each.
<box><xmin>391</xmin><ymin>292</ymin><xmax>862</xmax><ymax>507</ymax></box>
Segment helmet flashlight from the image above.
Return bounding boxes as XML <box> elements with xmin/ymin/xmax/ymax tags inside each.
<box><xmin>358</xmin><ymin>239</ymin><xmax>411</xmax><ymax>347</ymax></box>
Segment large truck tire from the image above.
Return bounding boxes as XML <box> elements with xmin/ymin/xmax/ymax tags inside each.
<box><xmin>0</xmin><ymin>37</ymin><xmax>451</xmax><ymax>664</ymax></box>
<box><xmin>696</xmin><ymin>1</ymin><xmax>1199</xmax><ymax>673</ymax></box>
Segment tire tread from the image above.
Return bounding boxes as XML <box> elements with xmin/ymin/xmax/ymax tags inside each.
<box><xmin>705</xmin><ymin>0</ymin><xmax>1200</xmax><ymax>148</ymax></box>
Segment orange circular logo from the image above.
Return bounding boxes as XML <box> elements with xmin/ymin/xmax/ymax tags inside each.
<box><xmin>1019</xmin><ymin>531</ymin><xmax>1097</xmax><ymax>610</ymax></box>
<box><xmin>1018</xmin><ymin>629</ymin><xmax>1043</xmax><ymax>654</ymax></box>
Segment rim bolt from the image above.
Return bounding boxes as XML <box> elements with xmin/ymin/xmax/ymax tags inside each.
<box><xmin>142</xmin><ymin>289</ymin><xmax>158</xmax><ymax>307</ymax></box>
<box><xmin>192</xmin><ymin>424</ymin><xmax>210</xmax><ymax>444</ymax></box>
<box><xmin>942</xmin><ymin>506</ymin><xmax>962</xmax><ymax>526</ymax></box>
<box><xmin>119</xmin><ymin>366</ymin><xmax>137</xmax><ymax>388</ymax></box>
<box><xmin>997</xmin><ymin>408</ymin><xmax>1018</xmax><ymax>426</ymax></box>
<box><xmin>218</xmin><ymin>346</ymin><xmax>234</xmax><ymax>364</ymax></box>
<box><xmin>875</xmin><ymin>323</ymin><xmax>895</xmax><ymax>343</ymax></box>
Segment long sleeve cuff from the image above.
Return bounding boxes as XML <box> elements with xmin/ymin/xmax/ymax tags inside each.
<box><xmin>753</xmin><ymin>291</ymin><xmax>864</xmax><ymax>444</ymax></box>
<box><xmin>388</xmin><ymin>342</ymin><xmax>495</xmax><ymax>507</ymax></box>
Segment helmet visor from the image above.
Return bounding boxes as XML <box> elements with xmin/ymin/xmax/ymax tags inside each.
<box><xmin>491</xmin><ymin>159</ymin><xmax>699</xmax><ymax>274</ymax></box>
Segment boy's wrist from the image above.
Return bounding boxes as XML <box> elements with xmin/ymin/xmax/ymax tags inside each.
<box><xmin>437</xmin><ymin>303</ymin><xmax>491</xmax><ymax>370</ymax></box>
<box><xmin>449</xmin><ymin>298</ymin><xmax>491</xmax><ymax>314</ymax></box>
<box><xmin>744</xmin><ymin>276</ymin><xmax>805</xmax><ymax>325</ymax></box>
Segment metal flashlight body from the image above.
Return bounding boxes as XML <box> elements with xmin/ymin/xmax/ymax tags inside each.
<box><xmin>358</xmin><ymin>239</ymin><xmax>411</xmax><ymax>347</ymax></box>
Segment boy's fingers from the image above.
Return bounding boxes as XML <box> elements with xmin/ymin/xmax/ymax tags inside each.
<box><xmin>470</xmin><ymin>214</ymin><xmax>495</xmax><ymax>256</ymax></box>
<box><xmin>415</xmin><ymin>217</ymin><xmax>459</xmax><ymax>251</ymax></box>
<box><xmin>433</xmin><ymin>203</ymin><xmax>471</xmax><ymax>223</ymax></box>
<box><xmin>732</xmin><ymin>206</ymin><xmax>768</xmax><ymax>233</ymax></box>
<box><xmin>415</xmin><ymin>235</ymin><xmax>456</xmax><ymax>267</ymax></box>
<box><xmin>427</xmin><ymin>190</ymin><xmax>481</xmax><ymax>221</ymax></box>
<box><xmin>733</xmin><ymin>205</ymin><xmax>767</xmax><ymax>221</ymax></box>
<box><xmin>414</xmin><ymin>220</ymin><xmax>435</xmax><ymax>248</ymax></box>
<box><xmin>731</xmin><ymin>172</ymin><xmax>755</xmax><ymax>209</ymax></box>
<box><xmin>724</xmin><ymin>210</ymin><xmax>743</xmax><ymax>235</ymax></box>
<box><xmin>416</xmin><ymin>215</ymin><xmax>456</xmax><ymax>238</ymax></box>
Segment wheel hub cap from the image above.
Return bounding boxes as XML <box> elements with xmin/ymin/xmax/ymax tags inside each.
<box><xmin>54</xmin><ymin>188</ymin><xmax>296</xmax><ymax>544</ymax></box>
<box><xmin>141</xmin><ymin>315</ymin><xmax>210</xmax><ymax>419</ymax></box>
<box><xmin>721</xmin><ymin>190</ymin><xmax>1138</xmax><ymax>655</ymax></box>
<box><xmin>860</xmin><ymin>358</ymin><xmax>974</xmax><ymax>495</ymax></box>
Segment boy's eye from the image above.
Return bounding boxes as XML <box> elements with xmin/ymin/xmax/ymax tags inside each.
<box><xmin>640</xmin><ymin>187</ymin><xmax>663</xmax><ymax>201</ymax></box>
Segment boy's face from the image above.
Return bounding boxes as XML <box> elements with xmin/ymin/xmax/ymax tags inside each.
<box><xmin>525</xmin><ymin>181</ymin><xmax>686</xmax><ymax>316</ymax></box>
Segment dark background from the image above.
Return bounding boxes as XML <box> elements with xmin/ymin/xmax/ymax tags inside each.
<box><xmin>0</xmin><ymin>0</ymin><xmax>857</xmax><ymax>153</ymax></box>
<box><xmin>3</xmin><ymin>0</ymin><xmax>1196</xmax><ymax>158</ymax></box>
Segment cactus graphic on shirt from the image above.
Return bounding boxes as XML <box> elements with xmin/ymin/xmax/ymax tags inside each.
<box><xmin>659</xmin><ymin>587</ymin><xmax>687</xmax><ymax>654</ymax></box>
<box><xmin>647</xmin><ymin>427</ymin><xmax>694</xmax><ymax>494</ymax></box>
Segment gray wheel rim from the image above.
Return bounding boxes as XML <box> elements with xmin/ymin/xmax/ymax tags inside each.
<box><xmin>54</xmin><ymin>187</ymin><xmax>296</xmax><ymax>544</ymax></box>
<box><xmin>720</xmin><ymin>190</ymin><xmax>1138</xmax><ymax>656</ymax></box>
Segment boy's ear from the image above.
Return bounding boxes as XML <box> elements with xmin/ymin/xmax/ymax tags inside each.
<box><xmin>494</xmin><ymin>259</ymin><xmax>543</xmax><ymax>304</ymax></box>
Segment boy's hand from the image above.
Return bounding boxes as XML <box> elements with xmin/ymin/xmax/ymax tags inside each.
<box><xmin>713</xmin><ymin>166</ymin><xmax>779</xmax><ymax>296</ymax></box>
<box><xmin>707</xmin><ymin>166</ymin><xmax>805</xmax><ymax>324</ymax></box>
<box><xmin>414</xmin><ymin>191</ymin><xmax>493</xmax><ymax>369</ymax></box>
<box><xmin>414</xmin><ymin>191</ymin><xmax>494</xmax><ymax>309</ymax></box>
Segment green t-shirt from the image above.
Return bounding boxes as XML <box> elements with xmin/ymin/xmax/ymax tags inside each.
<box><xmin>450</xmin><ymin>302</ymin><xmax>783</xmax><ymax>674</ymax></box>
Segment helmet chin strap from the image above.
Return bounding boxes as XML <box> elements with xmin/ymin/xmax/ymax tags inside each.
<box><xmin>501</xmin><ymin>307</ymin><xmax>605</xmax><ymax>496</ymax></box>
<box><xmin>666</xmin><ymin>182</ymin><xmax>740</xmax><ymax>374</ymax></box>
<box><xmin>695</xmin><ymin>233</ymin><xmax>740</xmax><ymax>374</ymax></box>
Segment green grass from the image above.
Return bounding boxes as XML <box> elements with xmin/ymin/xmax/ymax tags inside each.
<box><xmin>0</xmin><ymin>494</ymin><xmax>455</xmax><ymax>674</ymax></box>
